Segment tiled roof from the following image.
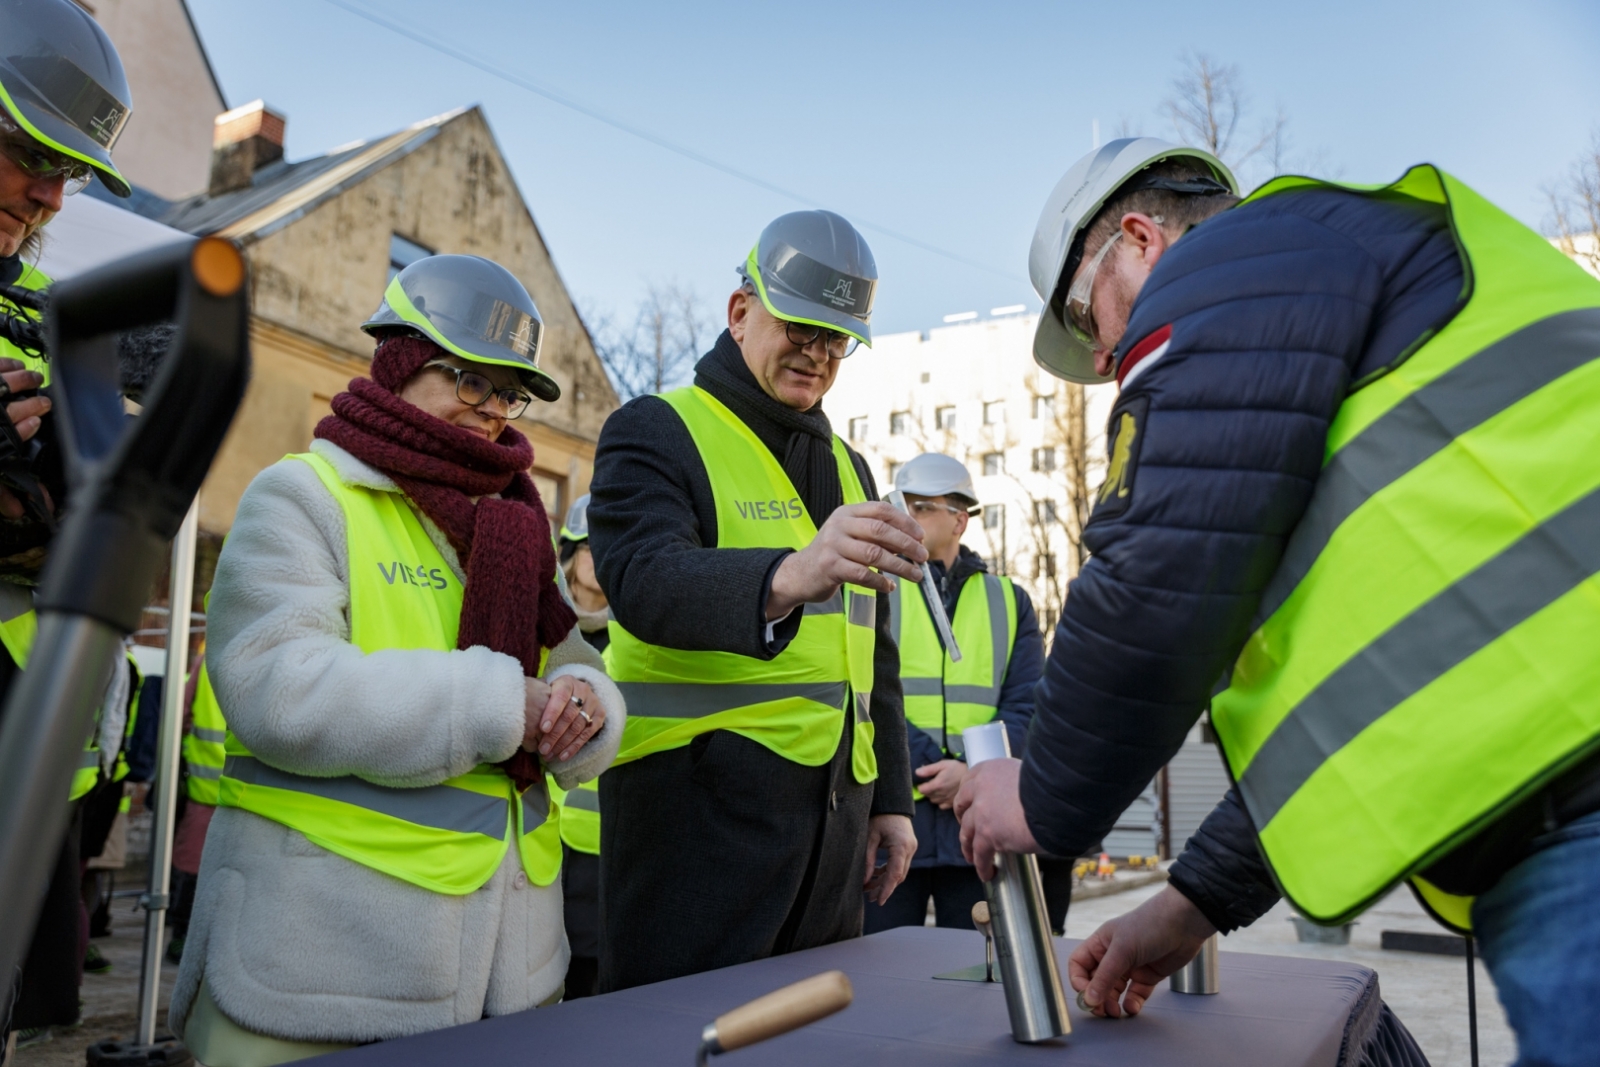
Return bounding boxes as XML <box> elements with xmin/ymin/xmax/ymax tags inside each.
<box><xmin>94</xmin><ymin>107</ymin><xmax>469</xmax><ymax>243</ymax></box>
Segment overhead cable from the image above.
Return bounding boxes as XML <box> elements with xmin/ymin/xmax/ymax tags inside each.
<box><xmin>315</xmin><ymin>0</ymin><xmax>1026</xmax><ymax>283</ymax></box>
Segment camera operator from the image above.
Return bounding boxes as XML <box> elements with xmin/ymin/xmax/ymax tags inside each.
<box><xmin>0</xmin><ymin>0</ymin><xmax>138</xmax><ymax>1058</ymax></box>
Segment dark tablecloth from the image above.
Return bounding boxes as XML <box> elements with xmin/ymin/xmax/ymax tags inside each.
<box><xmin>311</xmin><ymin>927</ymin><xmax>1382</xmax><ymax>1066</ymax></box>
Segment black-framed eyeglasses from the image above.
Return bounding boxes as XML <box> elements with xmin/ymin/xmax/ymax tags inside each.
<box><xmin>0</xmin><ymin>111</ymin><xmax>93</xmax><ymax>195</ymax></box>
<box><xmin>784</xmin><ymin>320</ymin><xmax>861</xmax><ymax>359</ymax></box>
<box><xmin>425</xmin><ymin>360</ymin><xmax>533</xmax><ymax>419</ymax></box>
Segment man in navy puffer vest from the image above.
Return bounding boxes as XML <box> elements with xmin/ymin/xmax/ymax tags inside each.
<box><xmin>957</xmin><ymin>139</ymin><xmax>1600</xmax><ymax>1067</ymax></box>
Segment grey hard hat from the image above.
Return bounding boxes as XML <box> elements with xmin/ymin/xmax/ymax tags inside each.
<box><xmin>560</xmin><ymin>493</ymin><xmax>589</xmax><ymax>542</ymax></box>
<box><xmin>737</xmin><ymin>209</ymin><xmax>877</xmax><ymax>346</ymax></box>
<box><xmin>0</xmin><ymin>0</ymin><xmax>134</xmax><ymax>197</ymax></box>
<box><xmin>363</xmin><ymin>254</ymin><xmax>559</xmax><ymax>402</ymax></box>
<box><xmin>1028</xmin><ymin>138</ymin><xmax>1236</xmax><ymax>384</ymax></box>
<box><xmin>894</xmin><ymin>453</ymin><xmax>979</xmax><ymax>511</ymax></box>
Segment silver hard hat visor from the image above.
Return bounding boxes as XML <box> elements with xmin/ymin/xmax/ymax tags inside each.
<box><xmin>743</xmin><ymin>244</ymin><xmax>875</xmax><ymax>346</ymax></box>
<box><xmin>368</xmin><ymin>273</ymin><xmax>558</xmax><ymax>401</ymax></box>
<box><xmin>0</xmin><ymin>40</ymin><xmax>130</xmax><ymax>196</ymax></box>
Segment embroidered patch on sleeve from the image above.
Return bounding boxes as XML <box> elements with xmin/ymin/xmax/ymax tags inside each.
<box><xmin>1090</xmin><ymin>394</ymin><xmax>1149</xmax><ymax>523</ymax></box>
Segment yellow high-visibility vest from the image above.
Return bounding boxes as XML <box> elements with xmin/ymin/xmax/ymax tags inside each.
<box><xmin>1212</xmin><ymin>165</ymin><xmax>1600</xmax><ymax>932</ymax></box>
<box><xmin>890</xmin><ymin>571</ymin><xmax>1017</xmax><ymax>799</ymax></box>
<box><xmin>217</xmin><ymin>451</ymin><xmax>562</xmax><ymax>895</ymax></box>
<box><xmin>607</xmin><ymin>386</ymin><xmax>878</xmax><ymax>784</ymax></box>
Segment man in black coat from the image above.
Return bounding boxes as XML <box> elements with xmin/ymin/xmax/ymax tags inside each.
<box><xmin>589</xmin><ymin>210</ymin><xmax>920</xmax><ymax>991</ymax></box>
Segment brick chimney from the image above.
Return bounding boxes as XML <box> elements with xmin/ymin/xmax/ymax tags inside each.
<box><xmin>209</xmin><ymin>100</ymin><xmax>286</xmax><ymax>197</ymax></box>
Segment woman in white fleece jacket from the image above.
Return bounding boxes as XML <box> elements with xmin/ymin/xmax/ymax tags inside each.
<box><xmin>172</xmin><ymin>256</ymin><xmax>624</xmax><ymax>1066</ymax></box>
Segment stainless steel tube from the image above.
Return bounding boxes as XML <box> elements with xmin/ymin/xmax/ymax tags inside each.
<box><xmin>963</xmin><ymin>722</ymin><xmax>1070</xmax><ymax>1043</ymax></box>
<box><xmin>1169</xmin><ymin>933</ymin><xmax>1220</xmax><ymax>994</ymax></box>
<box><xmin>136</xmin><ymin>500</ymin><xmax>198</xmax><ymax>1045</ymax></box>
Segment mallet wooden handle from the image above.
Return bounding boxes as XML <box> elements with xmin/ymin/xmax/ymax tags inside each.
<box><xmin>710</xmin><ymin>971</ymin><xmax>853</xmax><ymax>1053</ymax></box>
<box><xmin>971</xmin><ymin>901</ymin><xmax>992</xmax><ymax>938</ymax></box>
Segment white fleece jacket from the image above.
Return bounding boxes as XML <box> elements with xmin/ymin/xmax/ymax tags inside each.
<box><xmin>170</xmin><ymin>439</ymin><xmax>624</xmax><ymax>1044</ymax></box>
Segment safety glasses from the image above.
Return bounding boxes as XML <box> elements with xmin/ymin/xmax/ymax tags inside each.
<box><xmin>1064</xmin><ymin>231</ymin><xmax>1121</xmax><ymax>347</ymax></box>
<box><xmin>908</xmin><ymin>500</ymin><xmax>965</xmax><ymax>518</ymax></box>
<box><xmin>784</xmin><ymin>320</ymin><xmax>860</xmax><ymax>359</ymax></box>
<box><xmin>425</xmin><ymin>360</ymin><xmax>533</xmax><ymax>419</ymax></box>
<box><xmin>0</xmin><ymin>111</ymin><xmax>94</xmax><ymax>196</ymax></box>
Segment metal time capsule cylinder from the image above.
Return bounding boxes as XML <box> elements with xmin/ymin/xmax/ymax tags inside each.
<box><xmin>963</xmin><ymin>722</ymin><xmax>1071</xmax><ymax>1043</ymax></box>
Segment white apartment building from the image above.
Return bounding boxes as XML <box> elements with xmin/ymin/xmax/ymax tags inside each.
<box><xmin>826</xmin><ymin>308</ymin><xmax>1116</xmax><ymax>634</ymax></box>
<box><xmin>829</xmin><ymin>308</ymin><xmax>1232</xmax><ymax>858</ymax></box>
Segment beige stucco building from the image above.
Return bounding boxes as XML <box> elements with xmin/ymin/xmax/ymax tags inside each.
<box><xmin>123</xmin><ymin>104</ymin><xmax>618</xmax><ymax>538</ymax></box>
<box><xmin>76</xmin><ymin>0</ymin><xmax>226</xmax><ymax>199</ymax></box>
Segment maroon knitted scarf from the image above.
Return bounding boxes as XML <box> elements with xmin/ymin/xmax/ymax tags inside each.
<box><xmin>315</xmin><ymin>336</ymin><xmax>575</xmax><ymax>789</ymax></box>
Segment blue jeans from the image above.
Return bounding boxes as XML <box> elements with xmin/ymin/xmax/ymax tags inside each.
<box><xmin>1473</xmin><ymin>808</ymin><xmax>1600</xmax><ymax>1067</ymax></box>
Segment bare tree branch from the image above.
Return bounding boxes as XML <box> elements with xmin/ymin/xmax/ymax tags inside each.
<box><xmin>1162</xmin><ymin>53</ymin><xmax>1293</xmax><ymax>183</ymax></box>
<box><xmin>1548</xmin><ymin>129</ymin><xmax>1600</xmax><ymax>277</ymax></box>
<box><xmin>588</xmin><ymin>282</ymin><xmax>716</xmax><ymax>401</ymax></box>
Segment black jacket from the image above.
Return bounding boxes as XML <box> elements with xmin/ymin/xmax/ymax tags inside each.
<box><xmin>588</xmin><ymin>340</ymin><xmax>914</xmax><ymax>818</ymax></box>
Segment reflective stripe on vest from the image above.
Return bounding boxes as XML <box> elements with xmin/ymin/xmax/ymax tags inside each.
<box><xmin>890</xmin><ymin>571</ymin><xmax>1016</xmax><ymax>763</ymax></box>
<box><xmin>1210</xmin><ymin>165</ymin><xmax>1600</xmax><ymax>928</ymax></box>
<box><xmin>549</xmin><ymin>775</ymin><xmax>600</xmax><ymax>855</ymax></box>
<box><xmin>607</xmin><ymin>386</ymin><xmax>879</xmax><ymax>783</ymax></box>
<box><xmin>184</xmin><ymin>663</ymin><xmax>227</xmax><ymax>805</ymax></box>
<box><xmin>217</xmin><ymin>451</ymin><xmax>561</xmax><ymax>894</ymax></box>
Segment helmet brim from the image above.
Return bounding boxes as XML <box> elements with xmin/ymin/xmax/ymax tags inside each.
<box><xmin>363</xmin><ymin>274</ymin><xmax>561</xmax><ymax>402</ymax></box>
<box><xmin>0</xmin><ymin>73</ymin><xmax>130</xmax><ymax>198</ymax></box>
<box><xmin>741</xmin><ymin>246</ymin><xmax>873</xmax><ymax>347</ymax></box>
<box><xmin>1032</xmin><ymin>307</ymin><xmax>1112</xmax><ymax>385</ymax></box>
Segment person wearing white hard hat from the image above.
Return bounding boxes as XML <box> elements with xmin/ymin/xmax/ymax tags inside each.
<box><xmin>955</xmin><ymin>135</ymin><xmax>1600</xmax><ymax>1065</ymax></box>
<box><xmin>862</xmin><ymin>454</ymin><xmax>1054</xmax><ymax>934</ymax></box>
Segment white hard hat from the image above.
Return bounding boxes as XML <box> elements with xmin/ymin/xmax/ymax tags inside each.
<box><xmin>1028</xmin><ymin>138</ymin><xmax>1236</xmax><ymax>385</ymax></box>
<box><xmin>560</xmin><ymin>493</ymin><xmax>590</xmax><ymax>542</ymax></box>
<box><xmin>894</xmin><ymin>453</ymin><xmax>979</xmax><ymax>511</ymax></box>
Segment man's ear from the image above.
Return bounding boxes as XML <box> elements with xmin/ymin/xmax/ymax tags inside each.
<box><xmin>728</xmin><ymin>288</ymin><xmax>752</xmax><ymax>343</ymax></box>
<box><xmin>954</xmin><ymin>509</ymin><xmax>969</xmax><ymax>538</ymax></box>
<box><xmin>1119</xmin><ymin>212</ymin><xmax>1172</xmax><ymax>272</ymax></box>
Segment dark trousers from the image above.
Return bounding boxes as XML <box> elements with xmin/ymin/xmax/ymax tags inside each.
<box><xmin>864</xmin><ymin>864</ymin><xmax>987</xmax><ymax>932</ymax></box>
<box><xmin>11</xmin><ymin>806</ymin><xmax>84</xmax><ymax>1033</ymax></box>
<box><xmin>560</xmin><ymin>847</ymin><xmax>600</xmax><ymax>1000</ymax></box>
<box><xmin>599</xmin><ymin>719</ymin><xmax>871</xmax><ymax>992</ymax></box>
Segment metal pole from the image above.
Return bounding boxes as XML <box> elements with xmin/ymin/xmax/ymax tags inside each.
<box><xmin>135</xmin><ymin>499</ymin><xmax>198</xmax><ymax>1045</ymax></box>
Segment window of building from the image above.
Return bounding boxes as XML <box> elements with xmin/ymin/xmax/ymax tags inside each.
<box><xmin>890</xmin><ymin>411</ymin><xmax>909</xmax><ymax>436</ymax></box>
<box><xmin>936</xmin><ymin>406</ymin><xmax>957</xmax><ymax>431</ymax></box>
<box><xmin>848</xmin><ymin>416</ymin><xmax>868</xmax><ymax>443</ymax></box>
<box><xmin>920</xmin><ymin>372</ymin><xmax>931</xmax><ymax>384</ymax></box>
<box><xmin>983</xmin><ymin>400</ymin><xmax>1006</xmax><ymax>425</ymax></box>
<box><xmin>1034</xmin><ymin>499</ymin><xmax>1058</xmax><ymax>524</ymax></box>
<box><xmin>1033</xmin><ymin>553</ymin><xmax>1057</xmax><ymax>579</ymax></box>
<box><xmin>983</xmin><ymin>504</ymin><xmax>1003</xmax><ymax>530</ymax></box>
<box><xmin>1032</xmin><ymin>447</ymin><xmax>1057</xmax><ymax>472</ymax></box>
<box><xmin>982</xmin><ymin>452</ymin><xmax>1003</xmax><ymax>476</ymax></box>
<box><xmin>1032</xmin><ymin>394</ymin><xmax>1055</xmax><ymax>420</ymax></box>
<box><xmin>531</xmin><ymin>469</ymin><xmax>565</xmax><ymax>521</ymax></box>
<box><xmin>388</xmin><ymin>233</ymin><xmax>434</xmax><ymax>282</ymax></box>
<box><xmin>887</xmin><ymin>461</ymin><xmax>903</xmax><ymax>485</ymax></box>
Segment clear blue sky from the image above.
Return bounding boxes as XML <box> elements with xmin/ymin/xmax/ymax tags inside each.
<box><xmin>186</xmin><ymin>0</ymin><xmax>1600</xmax><ymax>338</ymax></box>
